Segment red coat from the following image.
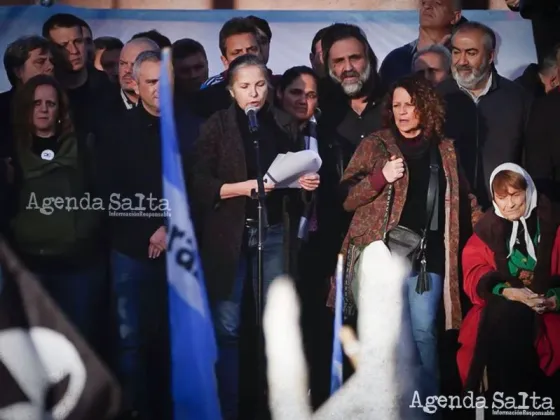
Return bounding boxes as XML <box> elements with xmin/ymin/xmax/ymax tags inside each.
<box><xmin>457</xmin><ymin>198</ymin><xmax>560</xmax><ymax>386</ymax></box>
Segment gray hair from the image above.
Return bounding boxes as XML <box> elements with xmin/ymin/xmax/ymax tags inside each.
<box><xmin>226</xmin><ymin>54</ymin><xmax>269</xmax><ymax>89</ymax></box>
<box><xmin>412</xmin><ymin>44</ymin><xmax>452</xmax><ymax>72</ymax></box>
<box><xmin>125</xmin><ymin>36</ymin><xmax>160</xmax><ymax>52</ymax></box>
<box><xmin>451</xmin><ymin>21</ymin><xmax>496</xmax><ymax>53</ymax></box>
<box><xmin>418</xmin><ymin>0</ymin><xmax>462</xmax><ymax>11</ymax></box>
<box><xmin>132</xmin><ymin>50</ymin><xmax>161</xmax><ymax>80</ymax></box>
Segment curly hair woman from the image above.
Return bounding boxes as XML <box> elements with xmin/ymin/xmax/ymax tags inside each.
<box><xmin>328</xmin><ymin>74</ymin><xmax>482</xmax><ymax>401</ymax></box>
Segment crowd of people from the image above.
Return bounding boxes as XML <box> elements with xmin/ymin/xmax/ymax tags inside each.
<box><xmin>0</xmin><ymin>0</ymin><xmax>559</xmax><ymax>419</ymax></box>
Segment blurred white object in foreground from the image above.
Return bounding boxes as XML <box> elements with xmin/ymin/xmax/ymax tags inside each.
<box><xmin>264</xmin><ymin>241</ymin><xmax>424</xmax><ymax>419</ymax></box>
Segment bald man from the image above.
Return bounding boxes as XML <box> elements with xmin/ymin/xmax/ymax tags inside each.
<box><xmin>118</xmin><ymin>37</ymin><xmax>161</xmax><ymax>109</ymax></box>
<box><xmin>89</xmin><ymin>37</ymin><xmax>161</xmax><ymax>169</ymax></box>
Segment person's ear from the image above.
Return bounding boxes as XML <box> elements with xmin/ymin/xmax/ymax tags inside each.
<box><xmin>220</xmin><ymin>55</ymin><xmax>228</xmax><ymax>70</ymax></box>
<box><xmin>132</xmin><ymin>78</ymin><xmax>140</xmax><ymax>96</ymax></box>
<box><xmin>450</xmin><ymin>11</ymin><xmax>461</xmax><ymax>26</ymax></box>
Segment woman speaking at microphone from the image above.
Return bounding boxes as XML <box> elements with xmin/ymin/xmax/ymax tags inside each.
<box><xmin>188</xmin><ymin>54</ymin><xmax>319</xmax><ymax>420</ymax></box>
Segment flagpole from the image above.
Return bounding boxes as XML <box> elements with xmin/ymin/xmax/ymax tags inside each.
<box><xmin>330</xmin><ymin>254</ymin><xmax>344</xmax><ymax>395</ymax></box>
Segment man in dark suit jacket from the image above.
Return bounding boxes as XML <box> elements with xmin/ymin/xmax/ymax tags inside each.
<box><xmin>525</xmin><ymin>88</ymin><xmax>560</xmax><ymax>205</ymax></box>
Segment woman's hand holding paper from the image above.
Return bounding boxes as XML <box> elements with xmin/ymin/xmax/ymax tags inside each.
<box><xmin>298</xmin><ymin>173</ymin><xmax>320</xmax><ymax>191</ymax></box>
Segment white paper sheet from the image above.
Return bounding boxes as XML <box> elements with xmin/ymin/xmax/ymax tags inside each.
<box><xmin>264</xmin><ymin>150</ymin><xmax>322</xmax><ymax>189</ymax></box>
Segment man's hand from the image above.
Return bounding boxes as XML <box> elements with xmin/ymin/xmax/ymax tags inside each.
<box><xmin>148</xmin><ymin>225</ymin><xmax>166</xmax><ymax>259</ymax></box>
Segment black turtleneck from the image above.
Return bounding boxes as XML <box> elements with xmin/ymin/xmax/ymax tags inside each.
<box><xmin>234</xmin><ymin>103</ymin><xmax>293</xmax><ymax>225</ymax></box>
<box><xmin>396</xmin><ymin>129</ymin><xmax>446</xmax><ymax>275</ymax></box>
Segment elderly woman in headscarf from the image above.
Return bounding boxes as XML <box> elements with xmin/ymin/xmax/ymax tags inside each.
<box><xmin>457</xmin><ymin>163</ymin><xmax>560</xmax><ymax>406</ymax></box>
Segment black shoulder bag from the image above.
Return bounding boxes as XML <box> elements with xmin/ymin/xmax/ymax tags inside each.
<box><xmin>380</xmin><ymin>141</ymin><xmax>440</xmax><ymax>294</ymax></box>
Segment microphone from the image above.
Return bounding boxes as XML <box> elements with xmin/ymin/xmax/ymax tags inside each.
<box><xmin>245</xmin><ymin>105</ymin><xmax>260</xmax><ymax>133</ymax></box>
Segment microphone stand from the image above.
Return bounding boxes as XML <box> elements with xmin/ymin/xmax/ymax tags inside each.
<box><xmin>250</xmin><ymin>124</ymin><xmax>269</xmax><ymax>418</ymax></box>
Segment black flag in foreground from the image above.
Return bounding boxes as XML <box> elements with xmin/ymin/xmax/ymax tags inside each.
<box><xmin>0</xmin><ymin>237</ymin><xmax>121</xmax><ymax>420</ymax></box>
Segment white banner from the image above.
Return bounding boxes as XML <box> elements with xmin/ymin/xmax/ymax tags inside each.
<box><xmin>0</xmin><ymin>5</ymin><xmax>536</xmax><ymax>92</ymax></box>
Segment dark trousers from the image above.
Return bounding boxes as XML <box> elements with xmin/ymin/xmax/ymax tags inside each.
<box><xmin>297</xmin><ymin>231</ymin><xmax>334</xmax><ymax>409</ymax></box>
<box><xmin>110</xmin><ymin>249</ymin><xmax>170</xmax><ymax>419</ymax></box>
<box><xmin>35</xmin><ymin>262</ymin><xmax>109</xmax><ymax>358</ymax></box>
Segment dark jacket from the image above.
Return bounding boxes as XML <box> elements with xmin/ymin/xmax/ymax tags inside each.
<box><xmin>514</xmin><ymin>63</ymin><xmax>546</xmax><ymax>99</ymax></box>
<box><xmin>9</xmin><ymin>132</ymin><xmax>103</xmax><ymax>269</ymax></box>
<box><xmin>437</xmin><ymin>72</ymin><xmax>530</xmax><ymax>209</ymax></box>
<box><xmin>379</xmin><ymin>41</ymin><xmax>416</xmax><ymax>90</ymax></box>
<box><xmin>0</xmin><ymin>89</ymin><xmax>14</xmax><ymax>159</ymax></box>
<box><xmin>188</xmin><ymin>104</ymin><xmax>302</xmax><ymax>300</ymax></box>
<box><xmin>315</xmin><ymin>81</ymin><xmax>383</xmax><ymax>277</ymax></box>
<box><xmin>98</xmin><ymin>103</ymin><xmax>201</xmax><ymax>261</ymax></box>
<box><xmin>525</xmin><ymin>88</ymin><xmax>560</xmax><ymax>205</ymax></box>
<box><xmin>66</xmin><ymin>67</ymin><xmax>112</xmax><ymax>140</ymax></box>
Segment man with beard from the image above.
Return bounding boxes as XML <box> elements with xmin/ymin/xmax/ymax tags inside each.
<box><xmin>319</xmin><ymin>23</ymin><xmax>383</xmax><ymax>175</ymax></box>
<box><xmin>306</xmin><ymin>23</ymin><xmax>383</xmax><ymax>394</ymax></box>
<box><xmin>438</xmin><ymin>21</ymin><xmax>529</xmax><ymax>209</ymax></box>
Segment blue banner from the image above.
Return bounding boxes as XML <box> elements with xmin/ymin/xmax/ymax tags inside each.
<box><xmin>160</xmin><ymin>48</ymin><xmax>221</xmax><ymax>420</ymax></box>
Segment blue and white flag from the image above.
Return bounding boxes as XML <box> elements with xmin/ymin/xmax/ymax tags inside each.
<box><xmin>330</xmin><ymin>254</ymin><xmax>344</xmax><ymax>394</ymax></box>
<box><xmin>160</xmin><ymin>48</ymin><xmax>222</xmax><ymax>420</ymax></box>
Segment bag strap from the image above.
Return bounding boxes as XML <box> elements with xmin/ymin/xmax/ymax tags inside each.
<box><xmin>373</xmin><ymin>136</ymin><xmax>394</xmax><ymax>242</ymax></box>
<box><xmin>423</xmin><ymin>145</ymin><xmax>440</xmax><ymax>239</ymax></box>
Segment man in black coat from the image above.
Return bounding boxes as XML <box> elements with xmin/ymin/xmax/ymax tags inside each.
<box><xmin>525</xmin><ymin>88</ymin><xmax>560</xmax><ymax>205</ymax></box>
<box><xmin>438</xmin><ymin>21</ymin><xmax>530</xmax><ymax>210</ymax></box>
<box><xmin>91</xmin><ymin>50</ymin><xmax>201</xmax><ymax>420</ymax></box>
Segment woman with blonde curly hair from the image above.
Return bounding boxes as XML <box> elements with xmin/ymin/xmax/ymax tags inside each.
<box><xmin>328</xmin><ymin>74</ymin><xmax>482</xmax><ymax>400</ymax></box>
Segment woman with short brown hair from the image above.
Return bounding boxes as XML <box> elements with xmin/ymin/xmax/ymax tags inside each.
<box><xmin>328</xmin><ymin>74</ymin><xmax>481</xmax><ymax>400</ymax></box>
<box><xmin>458</xmin><ymin>163</ymin><xmax>560</xmax><ymax>408</ymax></box>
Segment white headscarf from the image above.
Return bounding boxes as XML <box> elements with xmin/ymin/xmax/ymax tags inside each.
<box><xmin>489</xmin><ymin>163</ymin><xmax>538</xmax><ymax>261</ymax></box>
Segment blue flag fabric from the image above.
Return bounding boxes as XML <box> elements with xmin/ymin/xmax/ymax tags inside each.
<box><xmin>159</xmin><ymin>49</ymin><xmax>222</xmax><ymax>420</ymax></box>
<box><xmin>330</xmin><ymin>254</ymin><xmax>344</xmax><ymax>395</ymax></box>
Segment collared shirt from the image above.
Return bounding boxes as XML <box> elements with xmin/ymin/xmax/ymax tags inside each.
<box><xmin>319</xmin><ymin>93</ymin><xmax>382</xmax><ymax>173</ymax></box>
<box><xmin>121</xmin><ymin>89</ymin><xmax>137</xmax><ymax>110</ymax></box>
<box><xmin>457</xmin><ymin>72</ymin><xmax>493</xmax><ymax>104</ymax></box>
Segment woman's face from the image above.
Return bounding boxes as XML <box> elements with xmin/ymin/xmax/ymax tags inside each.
<box><xmin>392</xmin><ymin>87</ymin><xmax>420</xmax><ymax>137</ymax></box>
<box><xmin>33</xmin><ymin>84</ymin><xmax>58</xmax><ymax>135</ymax></box>
<box><xmin>229</xmin><ymin>65</ymin><xmax>268</xmax><ymax>111</ymax></box>
<box><xmin>278</xmin><ymin>74</ymin><xmax>318</xmax><ymax>122</ymax></box>
<box><xmin>494</xmin><ymin>185</ymin><xmax>527</xmax><ymax>221</ymax></box>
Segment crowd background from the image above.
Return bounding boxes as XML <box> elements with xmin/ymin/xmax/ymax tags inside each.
<box><xmin>0</xmin><ymin>5</ymin><xmax>538</xmax><ymax>92</ymax></box>
<box><xmin>0</xmin><ymin>1</ymin><xmax>559</xmax><ymax>420</ymax></box>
